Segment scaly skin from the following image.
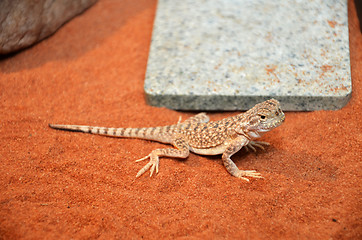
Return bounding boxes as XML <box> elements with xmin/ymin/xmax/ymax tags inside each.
<box><xmin>49</xmin><ymin>99</ymin><xmax>285</xmax><ymax>181</ymax></box>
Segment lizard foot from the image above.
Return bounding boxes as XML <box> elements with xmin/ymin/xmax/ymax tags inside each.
<box><xmin>245</xmin><ymin>141</ymin><xmax>270</xmax><ymax>152</ymax></box>
<box><xmin>135</xmin><ymin>153</ymin><xmax>159</xmax><ymax>178</ymax></box>
<box><xmin>236</xmin><ymin>170</ymin><xmax>263</xmax><ymax>182</ymax></box>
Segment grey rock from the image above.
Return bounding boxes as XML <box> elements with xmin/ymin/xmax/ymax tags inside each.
<box><xmin>144</xmin><ymin>0</ymin><xmax>351</xmax><ymax>111</ymax></box>
<box><xmin>0</xmin><ymin>0</ymin><xmax>98</xmax><ymax>54</ymax></box>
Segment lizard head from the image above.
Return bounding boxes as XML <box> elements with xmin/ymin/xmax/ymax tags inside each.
<box><xmin>237</xmin><ymin>99</ymin><xmax>285</xmax><ymax>138</ymax></box>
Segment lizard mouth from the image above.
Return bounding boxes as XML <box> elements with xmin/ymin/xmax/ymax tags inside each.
<box><xmin>280</xmin><ymin>114</ymin><xmax>286</xmax><ymax>123</ymax></box>
<box><xmin>260</xmin><ymin>114</ymin><xmax>285</xmax><ymax>132</ymax></box>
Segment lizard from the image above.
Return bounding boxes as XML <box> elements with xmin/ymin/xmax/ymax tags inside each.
<box><xmin>49</xmin><ymin>99</ymin><xmax>285</xmax><ymax>181</ymax></box>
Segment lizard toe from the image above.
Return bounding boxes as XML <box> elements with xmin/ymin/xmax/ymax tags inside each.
<box><xmin>237</xmin><ymin>170</ymin><xmax>263</xmax><ymax>180</ymax></box>
<box><xmin>135</xmin><ymin>154</ymin><xmax>150</xmax><ymax>162</ymax></box>
<box><xmin>149</xmin><ymin>159</ymin><xmax>159</xmax><ymax>177</ymax></box>
<box><xmin>135</xmin><ymin>154</ymin><xmax>160</xmax><ymax>178</ymax></box>
<box><xmin>247</xmin><ymin>141</ymin><xmax>270</xmax><ymax>151</ymax></box>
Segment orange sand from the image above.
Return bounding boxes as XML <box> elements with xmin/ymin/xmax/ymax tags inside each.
<box><xmin>0</xmin><ymin>0</ymin><xmax>361</xmax><ymax>239</ymax></box>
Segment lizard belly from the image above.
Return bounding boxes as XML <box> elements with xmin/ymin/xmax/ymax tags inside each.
<box><xmin>189</xmin><ymin>144</ymin><xmax>227</xmax><ymax>156</ymax></box>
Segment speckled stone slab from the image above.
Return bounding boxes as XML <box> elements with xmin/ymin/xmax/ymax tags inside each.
<box><xmin>144</xmin><ymin>0</ymin><xmax>351</xmax><ymax>111</ymax></box>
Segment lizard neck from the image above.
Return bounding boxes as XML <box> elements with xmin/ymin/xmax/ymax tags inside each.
<box><xmin>235</xmin><ymin>128</ymin><xmax>262</xmax><ymax>140</ymax></box>
<box><xmin>246</xmin><ymin>130</ymin><xmax>263</xmax><ymax>139</ymax></box>
<box><xmin>231</xmin><ymin>114</ymin><xmax>266</xmax><ymax>140</ymax></box>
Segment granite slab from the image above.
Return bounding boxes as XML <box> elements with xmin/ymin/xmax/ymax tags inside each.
<box><xmin>144</xmin><ymin>0</ymin><xmax>351</xmax><ymax>111</ymax></box>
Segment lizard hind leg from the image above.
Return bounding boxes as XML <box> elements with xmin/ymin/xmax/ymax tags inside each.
<box><xmin>181</xmin><ymin>112</ymin><xmax>210</xmax><ymax>125</ymax></box>
<box><xmin>135</xmin><ymin>137</ymin><xmax>190</xmax><ymax>178</ymax></box>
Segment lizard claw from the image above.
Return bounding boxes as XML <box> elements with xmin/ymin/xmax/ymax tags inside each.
<box><xmin>237</xmin><ymin>170</ymin><xmax>263</xmax><ymax>181</ymax></box>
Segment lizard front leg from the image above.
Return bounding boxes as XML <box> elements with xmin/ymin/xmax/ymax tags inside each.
<box><xmin>135</xmin><ymin>137</ymin><xmax>190</xmax><ymax>178</ymax></box>
<box><xmin>222</xmin><ymin>137</ymin><xmax>263</xmax><ymax>181</ymax></box>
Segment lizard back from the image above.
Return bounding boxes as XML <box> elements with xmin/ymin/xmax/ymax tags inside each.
<box><xmin>175</xmin><ymin>116</ymin><xmax>239</xmax><ymax>148</ymax></box>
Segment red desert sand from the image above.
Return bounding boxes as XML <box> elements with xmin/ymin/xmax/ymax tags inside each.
<box><xmin>0</xmin><ymin>0</ymin><xmax>361</xmax><ymax>239</ymax></box>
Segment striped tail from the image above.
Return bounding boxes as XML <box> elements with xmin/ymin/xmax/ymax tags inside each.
<box><xmin>48</xmin><ymin>124</ymin><xmax>173</xmax><ymax>143</ymax></box>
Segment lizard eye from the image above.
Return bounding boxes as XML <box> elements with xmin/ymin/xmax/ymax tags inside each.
<box><xmin>260</xmin><ymin>115</ymin><xmax>266</xmax><ymax>119</ymax></box>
